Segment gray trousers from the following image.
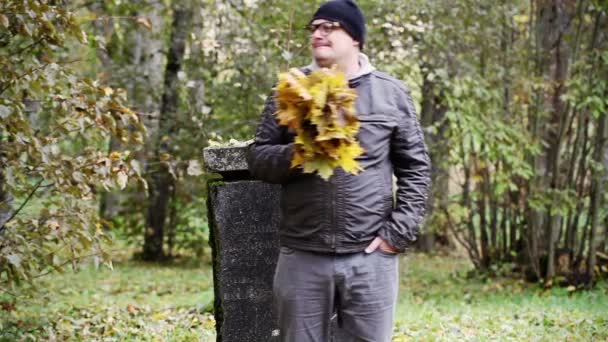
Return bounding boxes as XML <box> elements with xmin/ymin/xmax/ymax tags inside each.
<box><xmin>273</xmin><ymin>246</ymin><xmax>399</xmax><ymax>342</ymax></box>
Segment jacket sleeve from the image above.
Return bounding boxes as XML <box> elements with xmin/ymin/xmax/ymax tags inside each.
<box><xmin>247</xmin><ymin>91</ymin><xmax>294</xmax><ymax>184</ymax></box>
<box><xmin>377</xmin><ymin>83</ymin><xmax>431</xmax><ymax>253</ymax></box>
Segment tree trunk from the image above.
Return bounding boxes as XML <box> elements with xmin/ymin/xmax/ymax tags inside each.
<box><xmin>501</xmin><ymin>202</ymin><xmax>509</xmax><ymax>260</ymax></box>
<box><xmin>477</xmin><ymin>156</ymin><xmax>490</xmax><ymax>268</ymax></box>
<box><xmin>418</xmin><ymin>63</ymin><xmax>449</xmax><ymax>253</ymax></box>
<box><xmin>459</xmin><ymin>131</ymin><xmax>481</xmax><ymax>268</ymax></box>
<box><xmin>489</xmin><ymin>162</ymin><xmax>499</xmax><ymax>260</ymax></box>
<box><xmin>89</xmin><ymin>2</ymin><xmax>165</xmax><ymax>224</ymax></box>
<box><xmin>99</xmin><ymin>137</ymin><xmax>122</xmax><ymax>220</ymax></box>
<box><xmin>509</xmin><ymin>188</ymin><xmax>521</xmax><ymax>260</ymax></box>
<box><xmin>538</xmin><ymin>0</ymin><xmax>575</xmax><ymax>283</ymax></box>
<box><xmin>524</xmin><ymin>0</ymin><xmax>544</xmax><ymax>280</ymax></box>
<box><xmin>587</xmin><ymin>116</ymin><xmax>605</xmax><ymax>282</ymax></box>
<box><xmin>500</xmin><ymin>11</ymin><xmax>513</xmax><ymax>262</ymax></box>
<box><xmin>601</xmin><ymin>217</ymin><xmax>608</xmax><ymax>253</ymax></box>
<box><xmin>167</xmin><ymin>183</ymin><xmax>178</xmax><ymax>258</ymax></box>
<box><xmin>576</xmin><ymin>210</ymin><xmax>591</xmax><ymax>269</ymax></box>
<box><xmin>585</xmin><ymin>10</ymin><xmax>607</xmax><ymax>285</ymax></box>
<box><xmin>143</xmin><ymin>4</ymin><xmax>192</xmax><ymax>261</ymax></box>
<box><xmin>573</xmin><ymin>115</ymin><xmax>592</xmax><ymax>262</ymax></box>
<box><xmin>564</xmin><ymin>110</ymin><xmax>584</xmax><ymax>253</ymax></box>
<box><xmin>0</xmin><ymin>167</ymin><xmax>13</xmax><ymax>231</ymax></box>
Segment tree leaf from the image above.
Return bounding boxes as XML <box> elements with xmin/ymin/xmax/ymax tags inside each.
<box><xmin>116</xmin><ymin>171</ymin><xmax>128</xmax><ymax>190</ymax></box>
<box><xmin>136</xmin><ymin>17</ymin><xmax>153</xmax><ymax>31</ymax></box>
<box><xmin>275</xmin><ymin>67</ymin><xmax>363</xmax><ymax>179</ymax></box>
<box><xmin>72</xmin><ymin>171</ymin><xmax>85</xmax><ymax>183</ymax></box>
<box><xmin>7</xmin><ymin>254</ymin><xmax>21</xmax><ymax>267</ymax></box>
<box><xmin>0</xmin><ymin>105</ymin><xmax>11</xmax><ymax>118</ymax></box>
<box><xmin>187</xmin><ymin>160</ymin><xmax>204</xmax><ymax>176</ymax></box>
<box><xmin>0</xmin><ymin>14</ymin><xmax>8</xmax><ymax>28</ymax></box>
<box><xmin>513</xmin><ymin>14</ymin><xmax>529</xmax><ymax>24</ymax></box>
<box><xmin>130</xmin><ymin>159</ymin><xmax>142</xmax><ymax>177</ymax></box>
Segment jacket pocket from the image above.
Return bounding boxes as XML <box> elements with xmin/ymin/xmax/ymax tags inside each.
<box><xmin>375</xmin><ymin>248</ymin><xmax>398</xmax><ymax>258</ymax></box>
<box><xmin>279</xmin><ymin>246</ymin><xmax>296</xmax><ymax>255</ymax></box>
<box><xmin>341</xmin><ymin>168</ymin><xmax>386</xmax><ymax>242</ymax></box>
<box><xmin>356</xmin><ymin>113</ymin><xmax>394</xmax><ymax>162</ymax></box>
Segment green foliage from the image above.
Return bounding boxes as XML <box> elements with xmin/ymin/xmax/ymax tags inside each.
<box><xmin>0</xmin><ymin>0</ymin><xmax>145</xmax><ymax>285</ymax></box>
<box><xmin>189</xmin><ymin>0</ymin><xmax>320</xmax><ymax>139</ymax></box>
<box><xmin>74</xmin><ymin>0</ymin><xmax>607</xmax><ymax>282</ymax></box>
<box><xmin>75</xmin><ymin>0</ymin><xmax>212</xmax><ymax>260</ymax></box>
<box><xmin>2</xmin><ymin>0</ymin><xmax>606</xmax><ymax>294</ymax></box>
<box><xmin>168</xmin><ymin>196</ymin><xmax>210</xmax><ymax>258</ymax></box>
<box><xmin>105</xmin><ymin>181</ymin><xmax>210</xmax><ymax>260</ymax></box>
<box><xmin>374</xmin><ymin>0</ymin><xmax>608</xmax><ymax>281</ymax></box>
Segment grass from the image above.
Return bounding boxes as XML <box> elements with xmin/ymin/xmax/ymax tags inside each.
<box><xmin>394</xmin><ymin>253</ymin><xmax>608</xmax><ymax>341</ymax></box>
<box><xmin>0</xmin><ymin>257</ymin><xmax>216</xmax><ymax>341</ymax></box>
<box><xmin>1</xmin><ymin>251</ymin><xmax>607</xmax><ymax>341</ymax></box>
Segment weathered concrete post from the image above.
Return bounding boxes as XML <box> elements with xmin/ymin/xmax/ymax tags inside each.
<box><xmin>203</xmin><ymin>144</ymin><xmax>281</xmax><ymax>342</ymax></box>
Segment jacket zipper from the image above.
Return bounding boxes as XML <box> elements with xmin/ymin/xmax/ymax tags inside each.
<box><xmin>331</xmin><ymin>174</ymin><xmax>337</xmax><ymax>250</ymax></box>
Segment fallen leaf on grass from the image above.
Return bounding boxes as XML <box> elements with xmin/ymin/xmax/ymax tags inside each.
<box><xmin>127</xmin><ymin>304</ymin><xmax>138</xmax><ymax>314</ymax></box>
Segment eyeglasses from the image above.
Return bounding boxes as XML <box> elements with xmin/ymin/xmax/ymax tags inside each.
<box><xmin>307</xmin><ymin>21</ymin><xmax>341</xmax><ymax>36</ymax></box>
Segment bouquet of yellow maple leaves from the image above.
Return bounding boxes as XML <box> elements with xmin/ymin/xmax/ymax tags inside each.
<box><xmin>275</xmin><ymin>67</ymin><xmax>364</xmax><ymax>180</ymax></box>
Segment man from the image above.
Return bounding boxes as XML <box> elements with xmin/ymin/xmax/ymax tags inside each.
<box><xmin>247</xmin><ymin>0</ymin><xmax>431</xmax><ymax>340</ymax></box>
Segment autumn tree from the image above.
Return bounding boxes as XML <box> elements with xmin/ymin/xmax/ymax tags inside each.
<box><xmin>0</xmin><ymin>0</ymin><xmax>145</xmax><ymax>284</ymax></box>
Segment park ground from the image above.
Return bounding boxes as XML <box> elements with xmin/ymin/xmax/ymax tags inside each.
<box><xmin>1</xmin><ymin>249</ymin><xmax>607</xmax><ymax>341</ymax></box>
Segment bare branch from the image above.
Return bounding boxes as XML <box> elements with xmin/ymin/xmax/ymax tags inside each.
<box><xmin>2</xmin><ymin>179</ymin><xmax>45</xmax><ymax>228</ymax></box>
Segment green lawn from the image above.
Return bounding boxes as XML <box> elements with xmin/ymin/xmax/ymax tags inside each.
<box><xmin>395</xmin><ymin>254</ymin><xmax>608</xmax><ymax>341</ymax></box>
<box><xmin>1</xmin><ymin>252</ymin><xmax>607</xmax><ymax>341</ymax></box>
<box><xmin>0</xmin><ymin>257</ymin><xmax>216</xmax><ymax>341</ymax></box>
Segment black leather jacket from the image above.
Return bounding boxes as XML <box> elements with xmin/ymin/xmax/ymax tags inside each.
<box><xmin>247</xmin><ymin>70</ymin><xmax>431</xmax><ymax>253</ymax></box>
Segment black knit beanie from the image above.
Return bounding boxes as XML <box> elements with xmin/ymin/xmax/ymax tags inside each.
<box><xmin>311</xmin><ymin>0</ymin><xmax>366</xmax><ymax>49</ymax></box>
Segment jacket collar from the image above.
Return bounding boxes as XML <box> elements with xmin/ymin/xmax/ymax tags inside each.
<box><xmin>304</xmin><ymin>53</ymin><xmax>376</xmax><ymax>83</ymax></box>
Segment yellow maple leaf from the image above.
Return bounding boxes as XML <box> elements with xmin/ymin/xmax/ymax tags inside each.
<box><xmin>303</xmin><ymin>156</ymin><xmax>336</xmax><ymax>180</ymax></box>
<box><xmin>275</xmin><ymin>66</ymin><xmax>364</xmax><ymax>179</ymax></box>
<box><xmin>318</xmin><ymin>139</ymin><xmax>342</xmax><ymax>159</ymax></box>
<box><xmin>337</xmin><ymin>143</ymin><xmax>365</xmax><ymax>174</ymax></box>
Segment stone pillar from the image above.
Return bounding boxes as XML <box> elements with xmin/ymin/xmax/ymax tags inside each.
<box><xmin>204</xmin><ymin>145</ymin><xmax>281</xmax><ymax>342</ymax></box>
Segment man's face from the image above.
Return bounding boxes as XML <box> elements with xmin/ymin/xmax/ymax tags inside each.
<box><xmin>309</xmin><ymin>20</ymin><xmax>359</xmax><ymax>67</ymax></box>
